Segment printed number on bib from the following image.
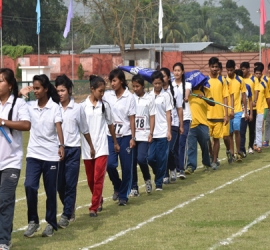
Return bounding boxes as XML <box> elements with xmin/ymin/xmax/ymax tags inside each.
<box><xmin>135</xmin><ymin>116</ymin><xmax>146</xmax><ymax>131</ymax></box>
<box><xmin>114</xmin><ymin>121</ymin><xmax>124</xmax><ymax>136</ymax></box>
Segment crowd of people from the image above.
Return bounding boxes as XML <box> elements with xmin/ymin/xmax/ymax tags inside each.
<box><xmin>0</xmin><ymin>57</ymin><xmax>270</xmax><ymax>250</ymax></box>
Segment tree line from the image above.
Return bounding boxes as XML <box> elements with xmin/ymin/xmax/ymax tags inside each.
<box><xmin>2</xmin><ymin>0</ymin><xmax>268</xmax><ymax>55</ymax></box>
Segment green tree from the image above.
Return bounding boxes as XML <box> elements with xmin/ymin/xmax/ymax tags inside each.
<box><xmin>77</xmin><ymin>63</ymin><xmax>85</xmax><ymax>80</ymax></box>
<box><xmin>3</xmin><ymin>0</ymin><xmax>67</xmax><ymax>53</ymax></box>
<box><xmin>233</xmin><ymin>40</ymin><xmax>259</xmax><ymax>52</ymax></box>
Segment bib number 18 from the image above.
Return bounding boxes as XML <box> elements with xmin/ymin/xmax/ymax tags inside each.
<box><xmin>135</xmin><ymin>116</ymin><xmax>146</xmax><ymax>131</ymax></box>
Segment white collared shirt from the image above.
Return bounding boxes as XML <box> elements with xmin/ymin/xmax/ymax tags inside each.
<box><xmin>103</xmin><ymin>88</ymin><xmax>136</xmax><ymax>137</ymax></box>
<box><xmin>163</xmin><ymin>84</ymin><xmax>183</xmax><ymax>127</ymax></box>
<box><xmin>149</xmin><ymin>89</ymin><xmax>173</xmax><ymax>138</ymax></box>
<box><xmin>0</xmin><ymin>95</ymin><xmax>30</xmax><ymax>170</ymax></box>
<box><xmin>26</xmin><ymin>98</ymin><xmax>62</xmax><ymax>161</ymax></box>
<box><xmin>133</xmin><ymin>92</ymin><xmax>156</xmax><ymax>141</ymax></box>
<box><xmin>172</xmin><ymin>80</ymin><xmax>192</xmax><ymax>121</ymax></box>
<box><xmin>81</xmin><ymin>96</ymin><xmax>113</xmax><ymax>159</ymax></box>
<box><xmin>60</xmin><ymin>98</ymin><xmax>89</xmax><ymax>147</ymax></box>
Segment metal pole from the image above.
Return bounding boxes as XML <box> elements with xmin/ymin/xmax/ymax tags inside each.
<box><xmin>38</xmin><ymin>34</ymin><xmax>40</xmax><ymax>74</ymax></box>
<box><xmin>160</xmin><ymin>39</ymin><xmax>162</xmax><ymax>68</ymax></box>
<box><xmin>72</xmin><ymin>18</ymin><xmax>74</xmax><ymax>83</ymax></box>
<box><xmin>259</xmin><ymin>9</ymin><xmax>262</xmax><ymax>62</ymax></box>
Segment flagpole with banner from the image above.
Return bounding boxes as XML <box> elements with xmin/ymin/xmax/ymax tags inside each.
<box><xmin>0</xmin><ymin>0</ymin><xmax>3</xmax><ymax>68</ymax></box>
<box><xmin>63</xmin><ymin>0</ymin><xmax>74</xmax><ymax>82</ymax></box>
<box><xmin>36</xmin><ymin>0</ymin><xmax>41</xmax><ymax>73</ymax></box>
<box><xmin>158</xmin><ymin>0</ymin><xmax>163</xmax><ymax>68</ymax></box>
<box><xmin>260</xmin><ymin>0</ymin><xmax>266</xmax><ymax>62</ymax></box>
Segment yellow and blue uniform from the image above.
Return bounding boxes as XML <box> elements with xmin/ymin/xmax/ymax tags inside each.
<box><xmin>207</xmin><ymin>75</ymin><xmax>229</xmax><ymax>139</ymax></box>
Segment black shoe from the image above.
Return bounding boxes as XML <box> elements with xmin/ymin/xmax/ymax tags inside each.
<box><xmin>118</xmin><ymin>200</ymin><xmax>127</xmax><ymax>206</ymax></box>
<box><xmin>97</xmin><ymin>199</ymin><xmax>103</xmax><ymax>212</ymax></box>
<box><xmin>89</xmin><ymin>212</ymin><xmax>98</xmax><ymax>217</ymax></box>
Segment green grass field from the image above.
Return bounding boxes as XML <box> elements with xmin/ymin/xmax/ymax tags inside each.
<box><xmin>10</xmin><ymin>132</ymin><xmax>270</xmax><ymax>249</ymax></box>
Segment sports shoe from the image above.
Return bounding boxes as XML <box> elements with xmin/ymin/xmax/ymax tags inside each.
<box><xmin>211</xmin><ymin>162</ymin><xmax>219</xmax><ymax>170</ymax></box>
<box><xmin>89</xmin><ymin>211</ymin><xmax>98</xmax><ymax>217</ymax></box>
<box><xmin>235</xmin><ymin>153</ymin><xmax>242</xmax><ymax>162</ymax></box>
<box><xmin>257</xmin><ymin>147</ymin><xmax>262</xmax><ymax>153</ymax></box>
<box><xmin>112</xmin><ymin>191</ymin><xmax>119</xmax><ymax>201</ymax></box>
<box><xmin>42</xmin><ymin>224</ymin><xmax>54</xmax><ymax>237</ymax></box>
<box><xmin>69</xmin><ymin>212</ymin><xmax>76</xmax><ymax>222</ymax></box>
<box><xmin>179</xmin><ymin>170</ymin><xmax>186</xmax><ymax>180</ymax></box>
<box><xmin>58</xmin><ymin>215</ymin><xmax>69</xmax><ymax>229</ymax></box>
<box><xmin>155</xmin><ymin>187</ymin><xmax>163</xmax><ymax>191</ymax></box>
<box><xmin>238</xmin><ymin>151</ymin><xmax>246</xmax><ymax>158</ymax></box>
<box><xmin>23</xmin><ymin>221</ymin><xmax>40</xmax><ymax>238</ymax></box>
<box><xmin>263</xmin><ymin>141</ymin><xmax>269</xmax><ymax>147</ymax></box>
<box><xmin>0</xmin><ymin>244</ymin><xmax>10</xmax><ymax>250</ymax></box>
<box><xmin>163</xmin><ymin>177</ymin><xmax>170</xmax><ymax>184</ymax></box>
<box><xmin>118</xmin><ymin>200</ymin><xmax>127</xmax><ymax>206</ymax></box>
<box><xmin>129</xmin><ymin>189</ymin><xmax>140</xmax><ymax>197</ymax></box>
<box><xmin>203</xmin><ymin>165</ymin><xmax>211</xmax><ymax>172</ymax></box>
<box><xmin>226</xmin><ymin>150</ymin><xmax>233</xmax><ymax>164</ymax></box>
<box><xmin>145</xmin><ymin>179</ymin><xmax>152</xmax><ymax>193</ymax></box>
<box><xmin>253</xmin><ymin>144</ymin><xmax>258</xmax><ymax>151</ymax></box>
<box><xmin>185</xmin><ymin>166</ymin><xmax>194</xmax><ymax>175</ymax></box>
<box><xmin>248</xmin><ymin>147</ymin><xmax>254</xmax><ymax>154</ymax></box>
<box><xmin>170</xmin><ymin>169</ymin><xmax>177</xmax><ymax>182</ymax></box>
<box><xmin>97</xmin><ymin>199</ymin><xmax>103</xmax><ymax>212</ymax></box>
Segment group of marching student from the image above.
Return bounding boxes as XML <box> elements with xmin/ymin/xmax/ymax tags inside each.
<box><xmin>1</xmin><ymin>57</ymin><xmax>270</xmax><ymax>249</ymax></box>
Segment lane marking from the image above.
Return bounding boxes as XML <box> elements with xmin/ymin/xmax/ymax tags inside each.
<box><xmin>209</xmin><ymin>210</ymin><xmax>270</xmax><ymax>249</ymax></box>
<box><xmin>80</xmin><ymin>164</ymin><xmax>270</xmax><ymax>249</ymax></box>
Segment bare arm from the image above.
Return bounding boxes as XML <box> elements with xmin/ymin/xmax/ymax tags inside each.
<box><xmin>148</xmin><ymin>115</ymin><xmax>155</xmax><ymax>143</ymax></box>
<box><xmin>166</xmin><ymin>110</ymin><xmax>172</xmax><ymax>141</ymax></box>
<box><xmin>0</xmin><ymin>118</ymin><xmax>30</xmax><ymax>131</ymax></box>
<box><xmin>55</xmin><ymin>122</ymin><xmax>65</xmax><ymax>161</ymax></box>
<box><xmin>108</xmin><ymin>124</ymin><xmax>120</xmax><ymax>152</ymax></box>
<box><xmin>83</xmin><ymin>133</ymin><xmax>95</xmax><ymax>158</ymax></box>
<box><xmin>129</xmin><ymin>115</ymin><xmax>136</xmax><ymax>148</ymax></box>
<box><xmin>177</xmin><ymin>107</ymin><xmax>184</xmax><ymax>134</ymax></box>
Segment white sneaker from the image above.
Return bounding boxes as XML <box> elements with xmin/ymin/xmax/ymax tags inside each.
<box><xmin>0</xmin><ymin>244</ymin><xmax>10</xmax><ymax>250</ymax></box>
<box><xmin>248</xmin><ymin>147</ymin><xmax>254</xmax><ymax>154</ymax></box>
<box><xmin>129</xmin><ymin>189</ymin><xmax>140</xmax><ymax>197</ymax></box>
<box><xmin>145</xmin><ymin>179</ymin><xmax>152</xmax><ymax>193</ymax></box>
<box><xmin>163</xmin><ymin>177</ymin><xmax>170</xmax><ymax>184</ymax></box>
<box><xmin>170</xmin><ymin>169</ymin><xmax>177</xmax><ymax>182</ymax></box>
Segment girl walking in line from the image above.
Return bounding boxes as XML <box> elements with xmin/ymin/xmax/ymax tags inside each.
<box><xmin>0</xmin><ymin>68</ymin><xmax>31</xmax><ymax>250</ymax></box>
<box><xmin>171</xmin><ymin>63</ymin><xmax>192</xmax><ymax>178</ymax></box>
<box><xmin>130</xmin><ymin>74</ymin><xmax>156</xmax><ymax>196</ymax></box>
<box><xmin>22</xmin><ymin>74</ymin><xmax>65</xmax><ymax>238</ymax></box>
<box><xmin>55</xmin><ymin>74</ymin><xmax>95</xmax><ymax>226</ymax></box>
<box><xmin>103</xmin><ymin>68</ymin><xmax>136</xmax><ymax>206</ymax></box>
<box><xmin>148</xmin><ymin>71</ymin><xmax>172</xmax><ymax>191</ymax></box>
<box><xmin>81</xmin><ymin>75</ymin><xmax>119</xmax><ymax>217</ymax></box>
<box><xmin>160</xmin><ymin>67</ymin><xmax>183</xmax><ymax>184</ymax></box>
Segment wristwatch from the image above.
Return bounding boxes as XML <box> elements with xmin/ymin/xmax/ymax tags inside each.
<box><xmin>132</xmin><ymin>137</ymin><xmax>136</xmax><ymax>141</ymax></box>
<box><xmin>59</xmin><ymin>144</ymin><xmax>65</xmax><ymax>148</ymax></box>
<box><xmin>1</xmin><ymin>120</ymin><xmax>5</xmax><ymax>126</ymax></box>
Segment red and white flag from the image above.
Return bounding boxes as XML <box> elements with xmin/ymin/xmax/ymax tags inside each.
<box><xmin>260</xmin><ymin>0</ymin><xmax>267</xmax><ymax>35</ymax></box>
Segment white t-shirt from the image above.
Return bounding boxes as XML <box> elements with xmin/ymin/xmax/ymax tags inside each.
<box><xmin>60</xmin><ymin>98</ymin><xmax>89</xmax><ymax>147</ymax></box>
<box><xmin>26</xmin><ymin>98</ymin><xmax>62</xmax><ymax>162</ymax></box>
<box><xmin>164</xmin><ymin>84</ymin><xmax>183</xmax><ymax>127</ymax></box>
<box><xmin>172</xmin><ymin>80</ymin><xmax>192</xmax><ymax>121</ymax></box>
<box><xmin>103</xmin><ymin>88</ymin><xmax>136</xmax><ymax>138</ymax></box>
<box><xmin>149</xmin><ymin>89</ymin><xmax>173</xmax><ymax>138</ymax></box>
<box><xmin>0</xmin><ymin>95</ymin><xmax>30</xmax><ymax>170</ymax></box>
<box><xmin>133</xmin><ymin>92</ymin><xmax>156</xmax><ymax>141</ymax></box>
<box><xmin>81</xmin><ymin>97</ymin><xmax>113</xmax><ymax>159</ymax></box>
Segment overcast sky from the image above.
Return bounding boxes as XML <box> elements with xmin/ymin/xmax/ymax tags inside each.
<box><xmin>66</xmin><ymin>0</ymin><xmax>269</xmax><ymax>26</ymax></box>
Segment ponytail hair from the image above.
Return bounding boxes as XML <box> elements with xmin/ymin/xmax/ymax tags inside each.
<box><xmin>33</xmin><ymin>74</ymin><xmax>60</xmax><ymax>104</ymax></box>
<box><xmin>0</xmin><ymin>68</ymin><xmax>18</xmax><ymax>134</ymax></box>
<box><xmin>109</xmin><ymin>68</ymin><xmax>128</xmax><ymax>89</ymax></box>
<box><xmin>89</xmin><ymin>74</ymin><xmax>106</xmax><ymax>113</ymax></box>
<box><xmin>160</xmin><ymin>67</ymin><xmax>176</xmax><ymax>107</ymax></box>
<box><xmin>173</xmin><ymin>62</ymin><xmax>186</xmax><ymax>109</ymax></box>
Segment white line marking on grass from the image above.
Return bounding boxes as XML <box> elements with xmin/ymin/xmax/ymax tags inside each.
<box><xmin>209</xmin><ymin>210</ymin><xmax>270</xmax><ymax>249</ymax></box>
<box><xmin>80</xmin><ymin>164</ymin><xmax>270</xmax><ymax>249</ymax></box>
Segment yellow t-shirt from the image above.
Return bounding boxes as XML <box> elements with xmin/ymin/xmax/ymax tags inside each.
<box><xmin>207</xmin><ymin>75</ymin><xmax>229</xmax><ymax>121</ymax></box>
<box><xmin>255</xmin><ymin>79</ymin><xmax>269</xmax><ymax>114</ymax></box>
<box><xmin>244</xmin><ymin>74</ymin><xmax>256</xmax><ymax>110</ymax></box>
<box><xmin>226</xmin><ymin>74</ymin><xmax>246</xmax><ymax>113</ymax></box>
<box><xmin>189</xmin><ymin>87</ymin><xmax>213</xmax><ymax>128</ymax></box>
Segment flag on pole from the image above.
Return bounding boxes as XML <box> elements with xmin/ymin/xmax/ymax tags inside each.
<box><xmin>63</xmin><ymin>0</ymin><xmax>73</xmax><ymax>38</ymax></box>
<box><xmin>36</xmin><ymin>0</ymin><xmax>41</xmax><ymax>34</ymax></box>
<box><xmin>0</xmin><ymin>0</ymin><xmax>2</xmax><ymax>28</ymax></box>
<box><xmin>260</xmin><ymin>0</ymin><xmax>266</xmax><ymax>35</ymax></box>
<box><xmin>158</xmin><ymin>0</ymin><xmax>163</xmax><ymax>39</ymax></box>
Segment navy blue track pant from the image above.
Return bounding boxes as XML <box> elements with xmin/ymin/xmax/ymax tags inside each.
<box><xmin>25</xmin><ymin>158</ymin><xmax>59</xmax><ymax>230</ymax></box>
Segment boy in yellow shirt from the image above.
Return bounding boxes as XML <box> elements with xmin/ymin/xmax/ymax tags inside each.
<box><xmin>207</xmin><ymin>57</ymin><xmax>229</xmax><ymax>170</ymax></box>
<box><xmin>253</xmin><ymin>66</ymin><xmax>270</xmax><ymax>152</ymax></box>
<box><xmin>185</xmin><ymin>82</ymin><xmax>215</xmax><ymax>174</ymax></box>
<box><xmin>226</xmin><ymin>60</ymin><xmax>247</xmax><ymax>161</ymax></box>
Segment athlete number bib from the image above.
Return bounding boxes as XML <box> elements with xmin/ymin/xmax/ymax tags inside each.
<box><xmin>114</xmin><ymin>121</ymin><xmax>124</xmax><ymax>137</ymax></box>
<box><xmin>135</xmin><ymin>116</ymin><xmax>146</xmax><ymax>131</ymax></box>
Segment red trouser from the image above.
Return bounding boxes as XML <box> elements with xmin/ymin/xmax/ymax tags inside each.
<box><xmin>84</xmin><ymin>155</ymin><xmax>107</xmax><ymax>212</ymax></box>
